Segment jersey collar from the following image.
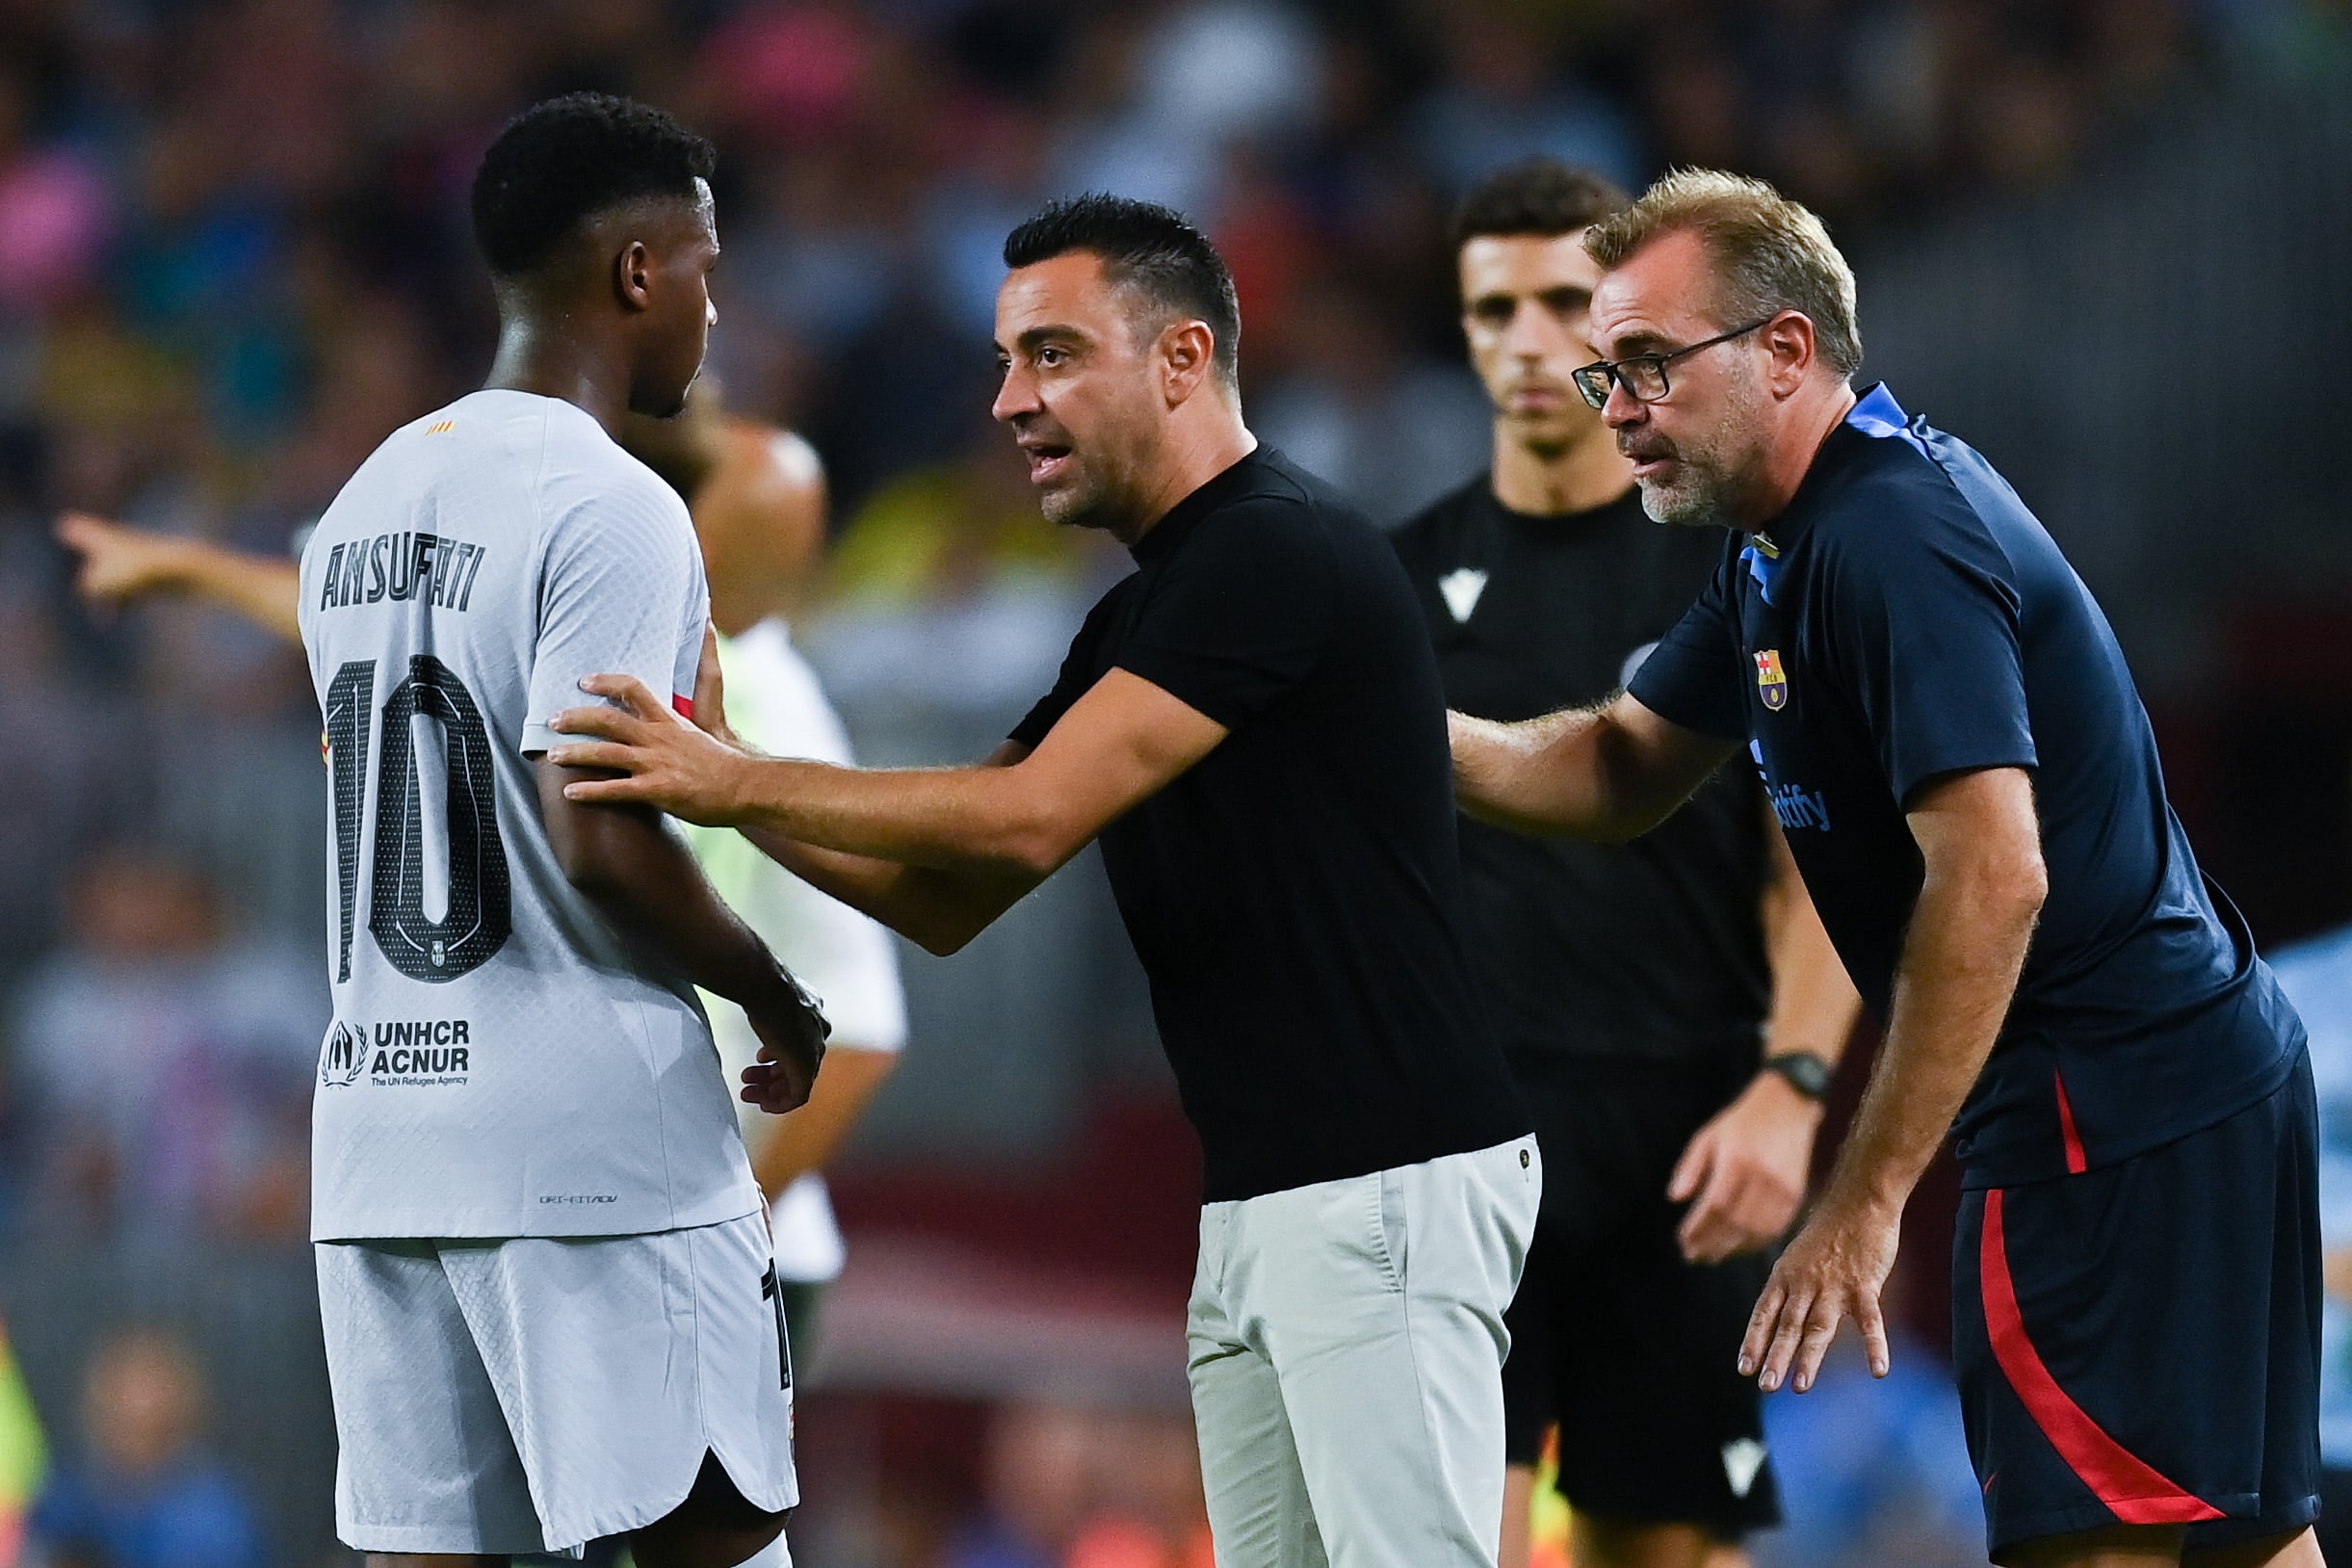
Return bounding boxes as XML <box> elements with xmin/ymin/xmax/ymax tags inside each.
<box><xmin>1750</xmin><ymin>380</ymin><xmax>1907</xmax><ymax>559</ymax></box>
<box><xmin>1131</xmin><ymin>447</ymin><xmax>1272</xmax><ymax>563</ymax></box>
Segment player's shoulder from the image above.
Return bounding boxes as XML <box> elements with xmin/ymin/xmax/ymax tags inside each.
<box><xmin>537</xmin><ymin>405</ymin><xmax>686</xmax><ymax>512</ymax></box>
<box><xmin>1804</xmin><ymin>403</ymin><xmax>2017</xmax><ymax>586</ymax></box>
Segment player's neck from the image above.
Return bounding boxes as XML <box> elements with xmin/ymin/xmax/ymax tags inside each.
<box><xmin>1490</xmin><ymin>423</ymin><xmax>1633</xmax><ymax>518</ymax></box>
<box><xmin>483</xmin><ymin>326</ymin><xmax>635</xmax><ymax>437</ymax></box>
<box><xmin>1119</xmin><ymin>403</ymin><xmax>1258</xmax><ymax>550</ymax></box>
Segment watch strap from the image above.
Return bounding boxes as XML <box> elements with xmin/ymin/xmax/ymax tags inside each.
<box><xmin>1761</xmin><ymin>1050</ymin><xmax>1834</xmax><ymax>1101</ymax></box>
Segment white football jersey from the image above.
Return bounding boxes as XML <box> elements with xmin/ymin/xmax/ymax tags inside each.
<box><xmin>298</xmin><ymin>389</ymin><xmax>759</xmax><ymax>1241</ymax></box>
<box><xmin>688</xmin><ymin>617</ymin><xmax>908</xmax><ymax>1281</ymax></box>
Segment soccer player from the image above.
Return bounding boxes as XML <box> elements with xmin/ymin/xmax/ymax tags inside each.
<box><xmin>1448</xmin><ymin>168</ymin><xmax>2319</xmax><ymax>1568</ymax></box>
<box><xmin>1394</xmin><ymin>157</ymin><xmax>1860</xmax><ymax>1568</ymax></box>
<box><xmin>60</xmin><ymin>387</ymin><xmax>906</xmax><ymax>1378</ymax></box>
<box><xmin>547</xmin><ymin>195</ymin><xmax>1540</xmax><ymax>1568</ymax></box>
<box><xmin>297</xmin><ymin>94</ymin><xmax>826</xmax><ymax>1566</ymax></box>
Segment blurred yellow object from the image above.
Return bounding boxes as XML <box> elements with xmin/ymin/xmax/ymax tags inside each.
<box><xmin>1531</xmin><ymin>1426</ymin><xmax>1574</xmax><ymax>1568</ymax></box>
<box><xmin>0</xmin><ymin>1318</ymin><xmax>48</xmax><ymax>1568</ymax></box>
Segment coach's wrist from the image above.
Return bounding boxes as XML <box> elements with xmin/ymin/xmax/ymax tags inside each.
<box><xmin>1758</xmin><ymin>1049</ymin><xmax>1835</xmax><ymax>1103</ymax></box>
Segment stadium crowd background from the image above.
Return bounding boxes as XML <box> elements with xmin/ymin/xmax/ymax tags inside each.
<box><xmin>0</xmin><ymin>1</ymin><xmax>2347</xmax><ymax>1566</ymax></box>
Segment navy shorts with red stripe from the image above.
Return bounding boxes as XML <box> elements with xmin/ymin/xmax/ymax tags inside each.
<box><xmin>1952</xmin><ymin>1049</ymin><xmax>2322</xmax><ymax>1560</ymax></box>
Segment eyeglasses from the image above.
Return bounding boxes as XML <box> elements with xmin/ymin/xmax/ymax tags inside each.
<box><xmin>1570</xmin><ymin>318</ymin><xmax>1777</xmax><ymax>409</ymax></box>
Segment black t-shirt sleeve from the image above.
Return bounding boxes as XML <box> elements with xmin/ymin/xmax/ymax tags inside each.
<box><xmin>1626</xmin><ymin>555</ymin><xmax>1747</xmax><ymax>741</ymax></box>
<box><xmin>1824</xmin><ymin>505</ymin><xmax>2037</xmax><ymax>803</ymax></box>
<box><xmin>1009</xmin><ymin>592</ymin><xmax>1117</xmax><ymax>750</ymax></box>
<box><xmin>1112</xmin><ymin>502</ymin><xmax>1339</xmax><ymax>729</ymax></box>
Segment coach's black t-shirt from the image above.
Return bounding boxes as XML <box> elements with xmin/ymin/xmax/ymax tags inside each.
<box><xmin>1011</xmin><ymin>447</ymin><xmax>1529</xmax><ymax>1202</ymax></box>
<box><xmin>1391</xmin><ymin>478</ymin><xmax>1772</xmax><ymax>1075</ymax></box>
<box><xmin>1630</xmin><ymin>384</ymin><xmax>2305</xmax><ymax>1189</ymax></box>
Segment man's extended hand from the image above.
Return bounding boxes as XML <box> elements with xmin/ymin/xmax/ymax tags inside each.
<box><xmin>1668</xmin><ymin>1069</ymin><xmax>1822</xmax><ymax>1263</ymax></box>
<box><xmin>1738</xmin><ymin>1193</ymin><xmax>1898</xmax><ymax>1393</ymax></box>
<box><xmin>739</xmin><ymin>978</ymin><xmax>828</xmax><ymax>1114</ymax></box>
<box><xmin>57</xmin><ymin>511</ymin><xmax>195</xmax><ymax>606</ymax></box>
<box><xmin>550</xmin><ymin>673</ymin><xmax>754</xmax><ymax>823</ymax></box>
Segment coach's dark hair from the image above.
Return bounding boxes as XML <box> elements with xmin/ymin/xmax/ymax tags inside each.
<box><xmin>471</xmin><ymin>93</ymin><xmax>717</xmax><ymax>280</ymax></box>
<box><xmin>1003</xmin><ymin>195</ymin><xmax>1241</xmax><ymax>386</ymax></box>
<box><xmin>1450</xmin><ymin>158</ymin><xmax>1629</xmax><ymax>252</ymax></box>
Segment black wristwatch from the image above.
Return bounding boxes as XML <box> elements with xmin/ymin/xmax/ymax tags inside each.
<box><xmin>1760</xmin><ymin>1050</ymin><xmax>1835</xmax><ymax>1101</ymax></box>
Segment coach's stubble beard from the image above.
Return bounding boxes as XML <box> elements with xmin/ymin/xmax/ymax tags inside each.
<box><xmin>1629</xmin><ymin>366</ymin><xmax>1773</xmax><ymax>530</ymax></box>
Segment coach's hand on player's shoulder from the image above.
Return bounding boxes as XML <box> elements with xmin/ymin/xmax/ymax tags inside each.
<box><xmin>1668</xmin><ymin>1069</ymin><xmax>1822</xmax><ymax>1264</ymax></box>
<box><xmin>740</xmin><ymin>975</ymin><xmax>828</xmax><ymax>1115</ymax></box>
<box><xmin>1738</xmin><ymin>1189</ymin><xmax>1898</xmax><ymax>1396</ymax></box>
<box><xmin>550</xmin><ymin>672</ymin><xmax>753</xmax><ymax>824</ymax></box>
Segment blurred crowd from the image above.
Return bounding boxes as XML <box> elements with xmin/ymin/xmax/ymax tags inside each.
<box><xmin>0</xmin><ymin>1</ymin><xmax>2347</xmax><ymax>1565</ymax></box>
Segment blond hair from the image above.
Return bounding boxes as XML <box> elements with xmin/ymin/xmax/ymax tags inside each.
<box><xmin>1582</xmin><ymin>170</ymin><xmax>1863</xmax><ymax>377</ymax></box>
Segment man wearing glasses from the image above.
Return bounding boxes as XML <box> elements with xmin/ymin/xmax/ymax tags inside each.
<box><xmin>1393</xmin><ymin>157</ymin><xmax>1859</xmax><ymax>1568</ymax></box>
<box><xmin>1450</xmin><ymin>169</ymin><xmax>2321</xmax><ymax>1568</ymax></box>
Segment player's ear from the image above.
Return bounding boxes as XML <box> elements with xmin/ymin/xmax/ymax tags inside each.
<box><xmin>1762</xmin><ymin>310</ymin><xmax>1815</xmax><ymax>398</ymax></box>
<box><xmin>1161</xmin><ymin>319</ymin><xmax>1215</xmax><ymax>406</ymax></box>
<box><xmin>614</xmin><ymin>240</ymin><xmax>654</xmax><ymax>314</ymax></box>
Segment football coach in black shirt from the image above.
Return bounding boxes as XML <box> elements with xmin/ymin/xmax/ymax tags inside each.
<box><xmin>550</xmin><ymin>195</ymin><xmax>1539</xmax><ymax>1568</ymax></box>
<box><xmin>1397</xmin><ymin>158</ymin><xmax>1860</xmax><ymax>1568</ymax></box>
<box><xmin>1450</xmin><ymin>170</ymin><xmax>2318</xmax><ymax>1568</ymax></box>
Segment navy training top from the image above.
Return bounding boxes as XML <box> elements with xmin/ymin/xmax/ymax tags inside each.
<box><xmin>1629</xmin><ymin>383</ymin><xmax>2304</xmax><ymax>1188</ymax></box>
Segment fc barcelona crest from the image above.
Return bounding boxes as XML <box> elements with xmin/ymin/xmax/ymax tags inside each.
<box><xmin>1754</xmin><ymin>649</ymin><xmax>1789</xmax><ymax>711</ymax></box>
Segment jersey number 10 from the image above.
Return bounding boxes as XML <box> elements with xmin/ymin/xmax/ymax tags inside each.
<box><xmin>326</xmin><ymin>656</ymin><xmax>513</xmax><ymax>983</ymax></box>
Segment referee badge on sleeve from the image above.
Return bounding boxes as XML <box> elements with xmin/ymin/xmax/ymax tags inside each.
<box><xmin>1754</xmin><ymin>649</ymin><xmax>1789</xmax><ymax>711</ymax></box>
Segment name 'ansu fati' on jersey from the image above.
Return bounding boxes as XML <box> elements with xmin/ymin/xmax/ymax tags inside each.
<box><xmin>297</xmin><ymin>389</ymin><xmax>761</xmax><ymax>1241</ymax></box>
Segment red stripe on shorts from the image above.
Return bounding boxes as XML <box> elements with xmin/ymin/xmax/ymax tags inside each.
<box><xmin>672</xmin><ymin>693</ymin><xmax>694</xmax><ymax>720</ymax></box>
<box><xmin>1980</xmin><ymin>1188</ymin><xmax>2223</xmax><ymax>1525</ymax></box>
<box><xmin>2054</xmin><ymin>1071</ymin><xmax>2088</xmax><ymax>1175</ymax></box>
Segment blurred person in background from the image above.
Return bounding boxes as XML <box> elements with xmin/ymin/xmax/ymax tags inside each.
<box><xmin>630</xmin><ymin>385</ymin><xmax>908</xmax><ymax>1374</ymax></box>
<box><xmin>548</xmin><ymin>194</ymin><xmax>1538</xmax><ymax>1568</ymax></box>
<box><xmin>297</xmin><ymin>93</ymin><xmax>823</xmax><ymax>1567</ymax></box>
<box><xmin>26</xmin><ymin>1327</ymin><xmax>264</xmax><ymax>1568</ymax></box>
<box><xmin>57</xmin><ymin>385</ymin><xmax>907</xmax><ymax>1381</ymax></box>
<box><xmin>2262</xmin><ymin>918</ymin><xmax>2352</xmax><ymax>1567</ymax></box>
<box><xmin>1451</xmin><ymin>169</ymin><xmax>2319</xmax><ymax>1568</ymax></box>
<box><xmin>0</xmin><ymin>1315</ymin><xmax>46</xmax><ymax>1568</ymax></box>
<box><xmin>1393</xmin><ymin>155</ymin><xmax>1860</xmax><ymax>1568</ymax></box>
<box><xmin>1749</xmin><ymin>1313</ymin><xmax>1987</xmax><ymax>1568</ymax></box>
<box><xmin>6</xmin><ymin>846</ymin><xmax>318</xmax><ymax>1242</ymax></box>
<box><xmin>945</xmin><ymin>1402</ymin><xmax>1210</xmax><ymax>1568</ymax></box>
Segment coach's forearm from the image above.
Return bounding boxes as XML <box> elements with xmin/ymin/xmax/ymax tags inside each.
<box><xmin>726</xmin><ymin>755</ymin><xmax>1083</xmax><ymax>877</ymax></box>
<box><xmin>739</xmin><ymin>826</ymin><xmax>1035</xmax><ymax>956</ymax></box>
<box><xmin>538</xmin><ymin>761</ymin><xmax>799</xmax><ymax>1009</ymax></box>
<box><xmin>1450</xmin><ymin>706</ymin><xmax>1677</xmax><ymax>841</ymax></box>
<box><xmin>1816</xmin><ymin>847</ymin><xmax>2045</xmax><ymax>1215</ymax></box>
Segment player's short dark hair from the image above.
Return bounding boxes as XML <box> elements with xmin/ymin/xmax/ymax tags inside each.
<box><xmin>470</xmin><ymin>93</ymin><xmax>717</xmax><ymax>279</ymax></box>
<box><xmin>1003</xmin><ymin>194</ymin><xmax>1241</xmax><ymax>385</ymax></box>
<box><xmin>1450</xmin><ymin>158</ymin><xmax>1630</xmax><ymax>252</ymax></box>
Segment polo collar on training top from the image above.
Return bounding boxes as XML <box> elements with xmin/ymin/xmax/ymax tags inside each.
<box><xmin>1740</xmin><ymin>380</ymin><xmax>1914</xmax><ymax>605</ymax></box>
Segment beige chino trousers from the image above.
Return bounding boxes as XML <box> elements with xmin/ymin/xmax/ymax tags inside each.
<box><xmin>1186</xmin><ymin>1135</ymin><xmax>1542</xmax><ymax>1568</ymax></box>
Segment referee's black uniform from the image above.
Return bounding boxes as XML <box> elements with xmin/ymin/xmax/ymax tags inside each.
<box><xmin>1392</xmin><ymin>476</ymin><xmax>1783</xmax><ymax>1537</ymax></box>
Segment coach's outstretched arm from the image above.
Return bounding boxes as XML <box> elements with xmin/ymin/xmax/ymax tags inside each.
<box><xmin>534</xmin><ymin>755</ymin><xmax>829</xmax><ymax>1111</ymax></box>
<box><xmin>1738</xmin><ymin>765</ymin><xmax>2047</xmax><ymax>1397</ymax></box>
<box><xmin>549</xmin><ymin>666</ymin><xmax>1227</xmax><ymax>956</ymax></box>
<box><xmin>1450</xmin><ymin>690</ymin><xmax>1735</xmax><ymax>842</ymax></box>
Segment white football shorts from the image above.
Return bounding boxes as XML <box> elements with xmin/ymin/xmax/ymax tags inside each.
<box><xmin>316</xmin><ymin>1210</ymin><xmax>797</xmax><ymax>1555</ymax></box>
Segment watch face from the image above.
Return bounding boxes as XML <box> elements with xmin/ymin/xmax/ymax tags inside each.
<box><xmin>1768</xmin><ymin>1053</ymin><xmax>1833</xmax><ymax>1098</ymax></box>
